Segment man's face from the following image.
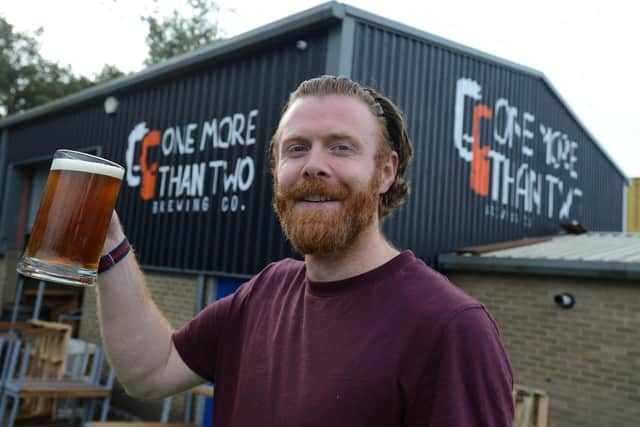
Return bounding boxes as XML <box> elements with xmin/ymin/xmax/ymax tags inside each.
<box><xmin>273</xmin><ymin>95</ymin><xmax>395</xmax><ymax>257</ymax></box>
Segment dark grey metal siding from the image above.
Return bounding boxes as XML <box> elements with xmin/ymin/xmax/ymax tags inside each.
<box><xmin>350</xmin><ymin>21</ymin><xmax>625</xmax><ymax>260</ymax></box>
<box><xmin>5</xmin><ymin>30</ymin><xmax>329</xmax><ymax>275</ymax></box>
<box><xmin>0</xmin><ymin>3</ymin><xmax>628</xmax><ymax>276</ymax></box>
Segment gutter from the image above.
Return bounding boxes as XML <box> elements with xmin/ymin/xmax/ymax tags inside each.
<box><xmin>438</xmin><ymin>253</ymin><xmax>640</xmax><ymax>281</ymax></box>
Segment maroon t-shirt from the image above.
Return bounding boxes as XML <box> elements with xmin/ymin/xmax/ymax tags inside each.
<box><xmin>173</xmin><ymin>251</ymin><xmax>513</xmax><ymax>426</ymax></box>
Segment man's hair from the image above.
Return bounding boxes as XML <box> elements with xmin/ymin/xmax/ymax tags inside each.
<box><xmin>270</xmin><ymin>75</ymin><xmax>413</xmax><ymax>218</ymax></box>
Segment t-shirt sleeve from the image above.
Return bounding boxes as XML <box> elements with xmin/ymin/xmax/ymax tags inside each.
<box><xmin>408</xmin><ymin>306</ymin><xmax>514</xmax><ymax>426</ymax></box>
<box><xmin>171</xmin><ymin>262</ymin><xmax>282</xmax><ymax>384</ymax></box>
<box><xmin>172</xmin><ymin>292</ymin><xmax>235</xmax><ymax>382</ymax></box>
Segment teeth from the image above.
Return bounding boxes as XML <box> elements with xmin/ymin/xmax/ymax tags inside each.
<box><xmin>303</xmin><ymin>196</ymin><xmax>333</xmax><ymax>202</ymax></box>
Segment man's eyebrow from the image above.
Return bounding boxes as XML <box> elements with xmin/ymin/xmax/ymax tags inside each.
<box><xmin>280</xmin><ymin>134</ymin><xmax>309</xmax><ymax>145</ymax></box>
<box><xmin>325</xmin><ymin>132</ymin><xmax>354</xmax><ymax>140</ymax></box>
<box><xmin>324</xmin><ymin>132</ymin><xmax>362</xmax><ymax>146</ymax></box>
<box><xmin>279</xmin><ymin>132</ymin><xmax>361</xmax><ymax>146</ymax></box>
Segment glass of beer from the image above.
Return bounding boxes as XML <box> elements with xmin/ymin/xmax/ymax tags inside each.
<box><xmin>16</xmin><ymin>150</ymin><xmax>124</xmax><ymax>286</ymax></box>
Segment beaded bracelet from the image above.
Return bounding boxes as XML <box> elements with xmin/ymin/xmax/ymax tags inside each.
<box><xmin>98</xmin><ymin>237</ymin><xmax>131</xmax><ymax>274</ymax></box>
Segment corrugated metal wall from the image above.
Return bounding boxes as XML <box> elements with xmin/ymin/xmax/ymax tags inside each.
<box><xmin>350</xmin><ymin>21</ymin><xmax>626</xmax><ymax>259</ymax></box>
<box><xmin>5</xmin><ymin>29</ymin><xmax>330</xmax><ymax>275</ymax></box>
<box><xmin>627</xmin><ymin>178</ymin><xmax>640</xmax><ymax>232</ymax></box>
<box><xmin>2</xmin><ymin>7</ymin><xmax>628</xmax><ymax>276</ymax></box>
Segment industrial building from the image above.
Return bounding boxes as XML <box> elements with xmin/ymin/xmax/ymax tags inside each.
<box><xmin>0</xmin><ymin>2</ymin><xmax>632</xmax><ymax>425</ymax></box>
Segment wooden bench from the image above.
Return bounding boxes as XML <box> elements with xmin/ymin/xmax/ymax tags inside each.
<box><xmin>189</xmin><ymin>385</ymin><xmax>213</xmax><ymax>398</ymax></box>
<box><xmin>1</xmin><ymin>378</ymin><xmax>113</xmax><ymax>427</ymax></box>
<box><xmin>84</xmin><ymin>386</ymin><xmax>213</xmax><ymax>427</ymax></box>
<box><xmin>10</xmin><ymin>378</ymin><xmax>112</xmax><ymax>398</ymax></box>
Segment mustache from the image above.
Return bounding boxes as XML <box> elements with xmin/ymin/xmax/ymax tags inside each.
<box><xmin>277</xmin><ymin>179</ymin><xmax>350</xmax><ymax>201</ymax></box>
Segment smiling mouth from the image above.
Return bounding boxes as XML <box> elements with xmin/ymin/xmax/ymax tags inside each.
<box><xmin>302</xmin><ymin>196</ymin><xmax>337</xmax><ymax>202</ymax></box>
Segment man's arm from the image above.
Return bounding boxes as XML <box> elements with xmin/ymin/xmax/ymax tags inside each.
<box><xmin>96</xmin><ymin>212</ymin><xmax>205</xmax><ymax>399</ymax></box>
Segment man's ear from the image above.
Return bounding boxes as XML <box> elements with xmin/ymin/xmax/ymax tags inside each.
<box><xmin>379</xmin><ymin>150</ymin><xmax>399</xmax><ymax>194</ymax></box>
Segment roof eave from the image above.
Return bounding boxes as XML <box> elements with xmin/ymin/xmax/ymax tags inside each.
<box><xmin>439</xmin><ymin>254</ymin><xmax>640</xmax><ymax>281</ymax></box>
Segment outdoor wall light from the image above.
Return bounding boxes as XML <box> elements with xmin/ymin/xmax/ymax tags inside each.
<box><xmin>296</xmin><ymin>40</ymin><xmax>308</xmax><ymax>50</ymax></box>
<box><xmin>104</xmin><ymin>96</ymin><xmax>119</xmax><ymax>115</ymax></box>
<box><xmin>554</xmin><ymin>293</ymin><xmax>575</xmax><ymax>309</ymax></box>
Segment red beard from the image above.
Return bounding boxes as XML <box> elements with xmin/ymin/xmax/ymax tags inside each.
<box><xmin>274</xmin><ymin>174</ymin><xmax>381</xmax><ymax>257</ymax></box>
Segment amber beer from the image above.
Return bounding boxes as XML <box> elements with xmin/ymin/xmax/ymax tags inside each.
<box><xmin>17</xmin><ymin>150</ymin><xmax>124</xmax><ymax>286</ymax></box>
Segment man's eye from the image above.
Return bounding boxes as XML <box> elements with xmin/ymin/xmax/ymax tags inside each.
<box><xmin>331</xmin><ymin>144</ymin><xmax>352</xmax><ymax>152</ymax></box>
<box><xmin>286</xmin><ymin>144</ymin><xmax>308</xmax><ymax>153</ymax></box>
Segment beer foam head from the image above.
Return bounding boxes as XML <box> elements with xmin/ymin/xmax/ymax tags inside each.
<box><xmin>51</xmin><ymin>158</ymin><xmax>124</xmax><ymax>180</ymax></box>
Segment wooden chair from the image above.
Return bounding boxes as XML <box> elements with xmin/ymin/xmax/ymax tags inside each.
<box><xmin>0</xmin><ymin>337</ymin><xmax>115</xmax><ymax>427</ymax></box>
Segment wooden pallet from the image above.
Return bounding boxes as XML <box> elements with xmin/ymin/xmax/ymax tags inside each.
<box><xmin>513</xmin><ymin>384</ymin><xmax>549</xmax><ymax>427</ymax></box>
<box><xmin>13</xmin><ymin>320</ymin><xmax>72</xmax><ymax>420</ymax></box>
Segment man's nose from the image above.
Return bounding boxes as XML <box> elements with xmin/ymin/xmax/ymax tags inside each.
<box><xmin>301</xmin><ymin>145</ymin><xmax>330</xmax><ymax>179</ymax></box>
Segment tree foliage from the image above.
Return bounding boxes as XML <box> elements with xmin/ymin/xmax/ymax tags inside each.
<box><xmin>0</xmin><ymin>16</ymin><xmax>123</xmax><ymax>117</ymax></box>
<box><xmin>142</xmin><ymin>0</ymin><xmax>224</xmax><ymax>66</ymax></box>
<box><xmin>1</xmin><ymin>0</ymin><xmax>223</xmax><ymax>117</ymax></box>
<box><xmin>94</xmin><ymin>64</ymin><xmax>126</xmax><ymax>84</ymax></box>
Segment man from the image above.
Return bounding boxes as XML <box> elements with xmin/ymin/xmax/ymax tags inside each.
<box><xmin>98</xmin><ymin>76</ymin><xmax>514</xmax><ymax>426</ymax></box>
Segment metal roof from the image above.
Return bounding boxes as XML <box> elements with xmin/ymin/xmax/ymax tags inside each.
<box><xmin>439</xmin><ymin>233</ymin><xmax>640</xmax><ymax>280</ymax></box>
<box><xmin>480</xmin><ymin>233</ymin><xmax>640</xmax><ymax>263</ymax></box>
<box><xmin>0</xmin><ymin>1</ymin><xmax>628</xmax><ymax>182</ymax></box>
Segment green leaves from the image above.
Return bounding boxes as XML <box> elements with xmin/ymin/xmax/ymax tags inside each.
<box><xmin>0</xmin><ymin>0</ymin><xmax>223</xmax><ymax>117</ymax></box>
<box><xmin>0</xmin><ymin>16</ymin><xmax>123</xmax><ymax>117</ymax></box>
<box><xmin>141</xmin><ymin>0</ymin><xmax>224</xmax><ymax>66</ymax></box>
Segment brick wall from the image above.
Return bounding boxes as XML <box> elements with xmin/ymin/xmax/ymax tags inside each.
<box><xmin>79</xmin><ymin>271</ymin><xmax>199</xmax><ymax>421</ymax></box>
<box><xmin>79</xmin><ymin>271</ymin><xmax>198</xmax><ymax>343</ymax></box>
<box><xmin>448</xmin><ymin>272</ymin><xmax>640</xmax><ymax>427</ymax></box>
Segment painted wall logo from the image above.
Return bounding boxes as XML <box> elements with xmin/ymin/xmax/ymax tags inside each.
<box><xmin>125</xmin><ymin>109</ymin><xmax>259</xmax><ymax>215</ymax></box>
<box><xmin>454</xmin><ymin>77</ymin><xmax>582</xmax><ymax>228</ymax></box>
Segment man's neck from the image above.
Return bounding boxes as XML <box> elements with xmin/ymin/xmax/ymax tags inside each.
<box><xmin>304</xmin><ymin>223</ymin><xmax>400</xmax><ymax>282</ymax></box>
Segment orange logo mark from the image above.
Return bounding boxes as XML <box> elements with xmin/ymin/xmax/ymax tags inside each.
<box><xmin>139</xmin><ymin>130</ymin><xmax>160</xmax><ymax>200</ymax></box>
<box><xmin>471</xmin><ymin>104</ymin><xmax>492</xmax><ymax>197</ymax></box>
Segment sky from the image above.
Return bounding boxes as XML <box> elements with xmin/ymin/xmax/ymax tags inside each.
<box><xmin>2</xmin><ymin>0</ymin><xmax>639</xmax><ymax>178</ymax></box>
